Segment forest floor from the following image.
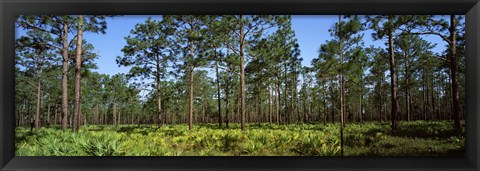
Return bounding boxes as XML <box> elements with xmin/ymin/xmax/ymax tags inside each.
<box><xmin>15</xmin><ymin>120</ymin><xmax>464</xmax><ymax>156</ymax></box>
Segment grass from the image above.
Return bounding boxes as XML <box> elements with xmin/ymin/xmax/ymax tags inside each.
<box><xmin>15</xmin><ymin>120</ymin><xmax>464</xmax><ymax>156</ymax></box>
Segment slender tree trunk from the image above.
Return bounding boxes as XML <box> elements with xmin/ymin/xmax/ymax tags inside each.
<box><xmin>387</xmin><ymin>16</ymin><xmax>399</xmax><ymax>131</ymax></box>
<box><xmin>239</xmin><ymin>15</ymin><xmax>246</xmax><ymax>131</ymax></box>
<box><xmin>431</xmin><ymin>74</ymin><xmax>436</xmax><ymax>120</ymax></box>
<box><xmin>225</xmin><ymin>68</ymin><xmax>230</xmax><ymax>128</ymax></box>
<box><xmin>73</xmin><ymin>15</ymin><xmax>83</xmax><ymax>132</ymax></box>
<box><xmin>118</xmin><ymin>106</ymin><xmax>121</xmax><ymax>125</ymax></box>
<box><xmin>359</xmin><ymin>85</ymin><xmax>363</xmax><ymax>124</ymax></box>
<box><xmin>69</xmin><ymin>105</ymin><xmax>72</xmax><ymax>127</ymax></box>
<box><xmin>338</xmin><ymin>15</ymin><xmax>345</xmax><ymax>156</ymax></box>
<box><xmin>422</xmin><ymin>71</ymin><xmax>427</xmax><ymax>120</ymax></box>
<box><xmin>215</xmin><ymin>58</ymin><xmax>222</xmax><ymax>128</ymax></box>
<box><xmin>449</xmin><ymin>15</ymin><xmax>461</xmax><ymax>132</ymax></box>
<box><xmin>268</xmin><ymin>84</ymin><xmax>272</xmax><ymax>123</ymax></box>
<box><xmin>276</xmin><ymin>78</ymin><xmax>281</xmax><ymax>125</ymax></box>
<box><xmin>303</xmin><ymin>95</ymin><xmax>307</xmax><ymax>123</ymax></box>
<box><xmin>156</xmin><ymin>62</ymin><xmax>163</xmax><ymax>126</ymax></box>
<box><xmin>237</xmin><ymin>90</ymin><xmax>240</xmax><ymax>123</ymax></box>
<box><xmin>258</xmin><ymin>79</ymin><xmax>263</xmax><ymax>123</ymax></box>
<box><xmin>35</xmin><ymin>67</ymin><xmax>41</xmax><ymax>130</ymax></box>
<box><xmin>284</xmin><ymin>62</ymin><xmax>288</xmax><ymax>124</ymax></box>
<box><xmin>255</xmin><ymin>80</ymin><xmax>259</xmax><ymax>123</ymax></box>
<box><xmin>113</xmin><ymin>99</ymin><xmax>117</xmax><ymax>125</ymax></box>
<box><xmin>94</xmin><ymin>104</ymin><xmax>98</xmax><ymax>125</ymax></box>
<box><xmin>323</xmin><ymin>88</ymin><xmax>327</xmax><ymax>125</ymax></box>
<box><xmin>291</xmin><ymin>74</ymin><xmax>296</xmax><ymax>123</ymax></box>
<box><xmin>61</xmin><ymin>22</ymin><xmax>69</xmax><ymax>130</ymax></box>
<box><xmin>54</xmin><ymin>104</ymin><xmax>58</xmax><ymax>125</ymax></box>
<box><xmin>47</xmin><ymin>98</ymin><xmax>50</xmax><ymax>126</ymax></box>
<box><xmin>189</xmin><ymin>40</ymin><xmax>195</xmax><ymax>130</ymax></box>
<box><xmin>104</xmin><ymin>105</ymin><xmax>107</xmax><ymax>125</ymax></box>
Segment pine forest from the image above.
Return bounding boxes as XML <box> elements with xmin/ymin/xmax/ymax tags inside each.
<box><xmin>15</xmin><ymin>15</ymin><xmax>465</xmax><ymax>156</ymax></box>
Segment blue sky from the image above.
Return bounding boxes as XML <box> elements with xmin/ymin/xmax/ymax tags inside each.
<box><xmin>16</xmin><ymin>15</ymin><xmax>449</xmax><ymax>78</ymax></box>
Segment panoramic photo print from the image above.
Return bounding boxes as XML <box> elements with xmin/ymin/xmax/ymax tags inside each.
<box><xmin>15</xmin><ymin>15</ymin><xmax>465</xmax><ymax>156</ymax></box>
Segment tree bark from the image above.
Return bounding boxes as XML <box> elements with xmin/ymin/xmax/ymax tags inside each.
<box><xmin>216</xmin><ymin>58</ymin><xmax>222</xmax><ymax>128</ymax></box>
<box><xmin>388</xmin><ymin>15</ymin><xmax>399</xmax><ymax>131</ymax></box>
<box><xmin>239</xmin><ymin>15</ymin><xmax>246</xmax><ymax>131</ymax></box>
<box><xmin>405</xmin><ymin>52</ymin><xmax>411</xmax><ymax>122</ymax></box>
<box><xmin>268</xmin><ymin>84</ymin><xmax>272</xmax><ymax>123</ymax></box>
<box><xmin>338</xmin><ymin>15</ymin><xmax>345</xmax><ymax>156</ymax></box>
<box><xmin>73</xmin><ymin>15</ymin><xmax>83</xmax><ymax>132</ymax></box>
<box><xmin>47</xmin><ymin>96</ymin><xmax>50</xmax><ymax>126</ymax></box>
<box><xmin>276</xmin><ymin>78</ymin><xmax>281</xmax><ymax>125</ymax></box>
<box><xmin>94</xmin><ymin>104</ymin><xmax>98</xmax><ymax>125</ymax></box>
<box><xmin>284</xmin><ymin>61</ymin><xmax>289</xmax><ymax>124</ymax></box>
<box><xmin>35</xmin><ymin>65</ymin><xmax>41</xmax><ymax>130</ymax></box>
<box><xmin>156</xmin><ymin>62</ymin><xmax>163</xmax><ymax>126</ymax></box>
<box><xmin>449</xmin><ymin>15</ymin><xmax>461</xmax><ymax>132</ymax></box>
<box><xmin>225</xmin><ymin>67</ymin><xmax>230</xmax><ymax>128</ymax></box>
<box><xmin>188</xmin><ymin>37</ymin><xmax>195</xmax><ymax>130</ymax></box>
<box><xmin>61</xmin><ymin>22</ymin><xmax>69</xmax><ymax>130</ymax></box>
<box><xmin>113</xmin><ymin>99</ymin><xmax>117</xmax><ymax>125</ymax></box>
<box><xmin>54</xmin><ymin>104</ymin><xmax>58</xmax><ymax>125</ymax></box>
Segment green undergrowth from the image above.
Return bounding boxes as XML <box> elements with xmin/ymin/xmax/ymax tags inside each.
<box><xmin>15</xmin><ymin>120</ymin><xmax>464</xmax><ymax>156</ymax></box>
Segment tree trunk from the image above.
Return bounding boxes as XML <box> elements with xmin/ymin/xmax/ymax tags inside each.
<box><xmin>405</xmin><ymin>53</ymin><xmax>411</xmax><ymax>122</ymax></box>
<box><xmin>83</xmin><ymin>108</ymin><xmax>87</xmax><ymax>128</ymax></box>
<box><xmin>54</xmin><ymin>104</ymin><xmax>58</xmax><ymax>125</ymax></box>
<box><xmin>258</xmin><ymin>79</ymin><xmax>263</xmax><ymax>123</ymax></box>
<box><xmin>94</xmin><ymin>104</ymin><xmax>98</xmax><ymax>125</ymax></box>
<box><xmin>113</xmin><ymin>99</ymin><xmax>117</xmax><ymax>125</ymax></box>
<box><xmin>47</xmin><ymin>97</ymin><xmax>50</xmax><ymax>126</ymax></box>
<box><xmin>255</xmin><ymin>80</ymin><xmax>259</xmax><ymax>123</ymax></box>
<box><xmin>61</xmin><ymin>22</ymin><xmax>69</xmax><ymax>130</ymax></box>
<box><xmin>431</xmin><ymin>74</ymin><xmax>437</xmax><ymax>120</ymax></box>
<box><xmin>118</xmin><ymin>107</ymin><xmax>121</xmax><ymax>125</ymax></box>
<box><xmin>216</xmin><ymin>59</ymin><xmax>222</xmax><ymax>128</ymax></box>
<box><xmin>35</xmin><ymin>68</ymin><xmax>41</xmax><ymax>130</ymax></box>
<box><xmin>338</xmin><ymin>15</ymin><xmax>345</xmax><ymax>156</ymax></box>
<box><xmin>303</xmin><ymin>95</ymin><xmax>307</xmax><ymax>123</ymax></box>
<box><xmin>323</xmin><ymin>88</ymin><xmax>327</xmax><ymax>125</ymax></box>
<box><xmin>268</xmin><ymin>84</ymin><xmax>272</xmax><ymax>123</ymax></box>
<box><xmin>359</xmin><ymin>63</ymin><xmax>363</xmax><ymax>124</ymax></box>
<box><xmin>276</xmin><ymin>78</ymin><xmax>281</xmax><ymax>125</ymax></box>
<box><xmin>239</xmin><ymin>15</ymin><xmax>246</xmax><ymax>131</ymax></box>
<box><xmin>73</xmin><ymin>15</ymin><xmax>83</xmax><ymax>132</ymax></box>
<box><xmin>156</xmin><ymin>63</ymin><xmax>163</xmax><ymax>126</ymax></box>
<box><xmin>284</xmin><ymin>62</ymin><xmax>289</xmax><ymax>124</ymax></box>
<box><xmin>225</xmin><ymin>68</ymin><xmax>230</xmax><ymax>128</ymax></box>
<box><xmin>449</xmin><ymin>15</ymin><xmax>461</xmax><ymax>132</ymax></box>
<box><xmin>188</xmin><ymin>40</ymin><xmax>195</xmax><ymax>130</ymax></box>
<box><xmin>387</xmin><ymin>16</ymin><xmax>399</xmax><ymax>131</ymax></box>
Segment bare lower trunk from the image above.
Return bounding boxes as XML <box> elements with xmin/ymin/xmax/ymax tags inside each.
<box><xmin>188</xmin><ymin>39</ymin><xmax>195</xmax><ymax>130</ymax></box>
<box><xmin>276</xmin><ymin>79</ymin><xmax>280</xmax><ymax>125</ymax></box>
<box><xmin>47</xmin><ymin>99</ymin><xmax>51</xmax><ymax>125</ymax></box>
<box><xmin>73</xmin><ymin>15</ymin><xmax>83</xmax><ymax>132</ymax></box>
<box><xmin>338</xmin><ymin>15</ymin><xmax>345</xmax><ymax>156</ymax></box>
<box><xmin>216</xmin><ymin>60</ymin><xmax>222</xmax><ymax>127</ymax></box>
<box><xmin>388</xmin><ymin>16</ymin><xmax>398</xmax><ymax>131</ymax></box>
<box><xmin>189</xmin><ymin>65</ymin><xmax>194</xmax><ymax>130</ymax></box>
<box><xmin>94</xmin><ymin>105</ymin><xmax>98</xmax><ymax>125</ymax></box>
<box><xmin>113</xmin><ymin>100</ymin><xmax>117</xmax><ymax>125</ymax></box>
<box><xmin>61</xmin><ymin>22</ymin><xmax>69</xmax><ymax>130</ymax></box>
<box><xmin>239</xmin><ymin>15</ymin><xmax>246</xmax><ymax>131</ymax></box>
<box><xmin>35</xmin><ymin>71</ymin><xmax>41</xmax><ymax>130</ymax></box>
<box><xmin>268</xmin><ymin>84</ymin><xmax>272</xmax><ymax>123</ymax></box>
<box><xmin>449</xmin><ymin>15</ymin><xmax>461</xmax><ymax>132</ymax></box>
<box><xmin>225</xmin><ymin>70</ymin><xmax>230</xmax><ymax>128</ymax></box>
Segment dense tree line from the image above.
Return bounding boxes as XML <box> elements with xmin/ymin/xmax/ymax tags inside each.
<box><xmin>15</xmin><ymin>15</ymin><xmax>465</xmax><ymax>136</ymax></box>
